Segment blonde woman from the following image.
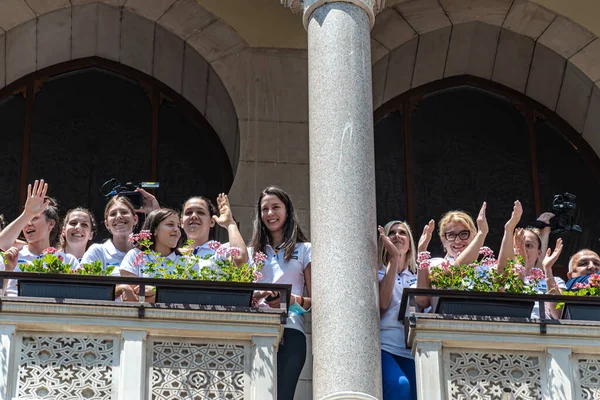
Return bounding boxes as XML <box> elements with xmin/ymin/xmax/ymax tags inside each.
<box><xmin>378</xmin><ymin>220</ymin><xmax>418</xmax><ymax>400</ymax></box>
<box><xmin>416</xmin><ymin>203</ymin><xmax>489</xmax><ymax>309</ymax></box>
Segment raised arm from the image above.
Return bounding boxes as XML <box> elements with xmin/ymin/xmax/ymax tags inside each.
<box><xmin>416</xmin><ymin>220</ymin><xmax>434</xmax><ymax>309</ymax></box>
<box><xmin>213</xmin><ymin>193</ymin><xmax>249</xmax><ymax>266</ymax></box>
<box><xmin>542</xmin><ymin>238</ymin><xmax>563</xmax><ymax>319</ymax></box>
<box><xmin>378</xmin><ymin>225</ymin><xmax>401</xmax><ymax>311</ymax></box>
<box><xmin>453</xmin><ymin>202</ymin><xmax>488</xmax><ymax>267</ymax></box>
<box><xmin>0</xmin><ymin>180</ymin><xmax>49</xmax><ymax>251</ymax></box>
<box><xmin>497</xmin><ymin>200</ymin><xmax>522</xmax><ymax>274</ymax></box>
<box><xmin>536</xmin><ymin>212</ymin><xmax>554</xmax><ymax>268</ymax></box>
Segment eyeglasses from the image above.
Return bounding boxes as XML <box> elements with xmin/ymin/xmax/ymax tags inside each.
<box><xmin>444</xmin><ymin>230</ymin><xmax>470</xmax><ymax>242</ymax></box>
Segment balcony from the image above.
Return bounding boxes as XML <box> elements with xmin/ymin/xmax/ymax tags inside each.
<box><xmin>403</xmin><ymin>289</ymin><xmax>600</xmax><ymax>400</ymax></box>
<box><xmin>0</xmin><ymin>273</ymin><xmax>291</xmax><ymax>400</ymax></box>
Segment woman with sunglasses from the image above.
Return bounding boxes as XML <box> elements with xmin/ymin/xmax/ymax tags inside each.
<box><xmin>415</xmin><ymin>203</ymin><xmax>489</xmax><ymax>309</ymax></box>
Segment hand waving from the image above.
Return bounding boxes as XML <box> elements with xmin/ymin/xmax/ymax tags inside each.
<box><xmin>213</xmin><ymin>193</ymin><xmax>235</xmax><ymax>228</ymax></box>
<box><xmin>24</xmin><ymin>180</ymin><xmax>49</xmax><ymax>218</ymax></box>
<box><xmin>418</xmin><ymin>219</ymin><xmax>435</xmax><ymax>253</ymax></box>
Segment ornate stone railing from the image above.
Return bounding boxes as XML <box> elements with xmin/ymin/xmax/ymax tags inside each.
<box><xmin>0</xmin><ymin>273</ymin><xmax>290</xmax><ymax>400</ymax></box>
<box><xmin>402</xmin><ymin>289</ymin><xmax>600</xmax><ymax>400</ymax></box>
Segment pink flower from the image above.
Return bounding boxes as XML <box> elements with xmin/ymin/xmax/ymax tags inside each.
<box><xmin>440</xmin><ymin>259</ymin><xmax>451</xmax><ymax>273</ymax></box>
<box><xmin>418</xmin><ymin>260</ymin><xmax>431</xmax><ymax>271</ymax></box>
<box><xmin>138</xmin><ymin>230</ymin><xmax>152</xmax><ymax>241</ymax></box>
<box><xmin>527</xmin><ymin>268</ymin><xmax>546</xmax><ymax>281</ymax></box>
<box><xmin>573</xmin><ymin>282</ymin><xmax>590</xmax><ymax>290</ymax></box>
<box><xmin>417</xmin><ymin>251</ymin><xmax>431</xmax><ymax>263</ymax></box>
<box><xmin>42</xmin><ymin>247</ymin><xmax>57</xmax><ymax>255</ymax></box>
<box><xmin>253</xmin><ymin>271</ymin><xmax>263</xmax><ymax>281</ymax></box>
<box><xmin>133</xmin><ymin>252</ymin><xmax>146</xmax><ymax>267</ymax></box>
<box><xmin>57</xmin><ymin>255</ymin><xmax>64</xmax><ymax>262</ymax></box>
<box><xmin>479</xmin><ymin>246</ymin><xmax>494</xmax><ymax>258</ymax></box>
<box><xmin>589</xmin><ymin>273</ymin><xmax>600</xmax><ymax>288</ymax></box>
<box><xmin>208</xmin><ymin>241</ymin><xmax>222</xmax><ymax>250</ymax></box>
<box><xmin>513</xmin><ymin>263</ymin><xmax>525</xmax><ymax>274</ymax></box>
<box><xmin>253</xmin><ymin>251</ymin><xmax>268</xmax><ymax>264</ymax></box>
<box><xmin>216</xmin><ymin>246</ymin><xmax>228</xmax><ymax>257</ymax></box>
<box><xmin>128</xmin><ymin>233</ymin><xmax>139</xmax><ymax>244</ymax></box>
<box><xmin>228</xmin><ymin>247</ymin><xmax>242</xmax><ymax>257</ymax></box>
<box><xmin>482</xmin><ymin>257</ymin><xmax>497</xmax><ymax>267</ymax></box>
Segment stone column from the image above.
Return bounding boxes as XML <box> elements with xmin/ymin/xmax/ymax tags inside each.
<box><xmin>0</xmin><ymin>325</ymin><xmax>16</xmax><ymax>400</ymax></box>
<box><xmin>414</xmin><ymin>341</ymin><xmax>444</xmax><ymax>399</ymax></box>
<box><xmin>303</xmin><ymin>1</ymin><xmax>382</xmax><ymax>399</ymax></box>
<box><xmin>547</xmin><ymin>347</ymin><xmax>574</xmax><ymax>400</ymax></box>
<box><xmin>119</xmin><ymin>330</ymin><xmax>147</xmax><ymax>400</ymax></box>
<box><xmin>251</xmin><ymin>335</ymin><xmax>279</xmax><ymax>400</ymax></box>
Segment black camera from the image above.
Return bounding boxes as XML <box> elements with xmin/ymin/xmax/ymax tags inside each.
<box><xmin>548</xmin><ymin>193</ymin><xmax>582</xmax><ymax>234</ymax></box>
<box><xmin>100</xmin><ymin>178</ymin><xmax>159</xmax><ymax>209</ymax></box>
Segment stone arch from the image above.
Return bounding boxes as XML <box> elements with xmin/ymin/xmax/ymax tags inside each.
<box><xmin>0</xmin><ymin>0</ymin><xmax>248</xmax><ymax>173</ymax></box>
<box><xmin>371</xmin><ymin>0</ymin><xmax>600</xmax><ymax>157</ymax></box>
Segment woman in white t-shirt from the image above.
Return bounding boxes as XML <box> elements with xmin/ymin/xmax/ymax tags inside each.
<box><xmin>118</xmin><ymin>208</ymin><xmax>183</xmax><ymax>301</ymax></box>
<box><xmin>180</xmin><ymin>194</ymin><xmax>248</xmax><ymax>267</ymax></box>
<box><xmin>58</xmin><ymin>208</ymin><xmax>96</xmax><ymax>261</ymax></box>
<box><xmin>378</xmin><ymin>220</ymin><xmax>418</xmax><ymax>400</ymax></box>
<box><xmin>0</xmin><ymin>180</ymin><xmax>78</xmax><ymax>295</ymax></box>
<box><xmin>249</xmin><ymin>186</ymin><xmax>311</xmax><ymax>400</ymax></box>
<box><xmin>82</xmin><ymin>190</ymin><xmax>159</xmax><ymax>270</ymax></box>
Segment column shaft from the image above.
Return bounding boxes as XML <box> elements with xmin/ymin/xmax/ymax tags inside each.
<box><xmin>307</xmin><ymin>2</ymin><xmax>381</xmax><ymax>399</ymax></box>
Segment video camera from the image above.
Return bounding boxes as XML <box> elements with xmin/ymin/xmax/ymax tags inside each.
<box><xmin>547</xmin><ymin>193</ymin><xmax>582</xmax><ymax>234</ymax></box>
<box><xmin>100</xmin><ymin>178</ymin><xmax>159</xmax><ymax>209</ymax></box>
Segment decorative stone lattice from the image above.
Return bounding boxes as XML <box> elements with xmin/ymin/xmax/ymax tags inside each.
<box><xmin>151</xmin><ymin>342</ymin><xmax>245</xmax><ymax>400</ymax></box>
<box><xmin>578</xmin><ymin>358</ymin><xmax>600</xmax><ymax>399</ymax></box>
<box><xmin>17</xmin><ymin>336</ymin><xmax>114</xmax><ymax>399</ymax></box>
<box><xmin>446</xmin><ymin>351</ymin><xmax>542</xmax><ymax>399</ymax></box>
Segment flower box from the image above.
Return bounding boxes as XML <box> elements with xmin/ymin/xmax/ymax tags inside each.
<box><xmin>154</xmin><ymin>286</ymin><xmax>253</xmax><ymax>307</ymax></box>
<box><xmin>436</xmin><ymin>296</ymin><xmax>534</xmax><ymax>318</ymax></box>
<box><xmin>561</xmin><ymin>303</ymin><xmax>600</xmax><ymax>321</ymax></box>
<box><xmin>18</xmin><ymin>279</ymin><xmax>115</xmax><ymax>301</ymax></box>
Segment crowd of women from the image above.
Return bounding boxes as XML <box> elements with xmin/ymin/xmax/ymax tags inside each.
<box><xmin>1</xmin><ymin>179</ymin><xmax>599</xmax><ymax>400</ymax></box>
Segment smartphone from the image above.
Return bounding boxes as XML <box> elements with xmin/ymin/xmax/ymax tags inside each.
<box><xmin>265</xmin><ymin>293</ymin><xmax>280</xmax><ymax>302</ymax></box>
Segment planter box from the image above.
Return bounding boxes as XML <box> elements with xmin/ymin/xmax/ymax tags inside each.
<box><xmin>561</xmin><ymin>303</ymin><xmax>600</xmax><ymax>321</ymax></box>
<box><xmin>436</xmin><ymin>297</ymin><xmax>534</xmax><ymax>318</ymax></box>
<box><xmin>155</xmin><ymin>286</ymin><xmax>253</xmax><ymax>307</ymax></box>
<box><xmin>19</xmin><ymin>280</ymin><xmax>115</xmax><ymax>301</ymax></box>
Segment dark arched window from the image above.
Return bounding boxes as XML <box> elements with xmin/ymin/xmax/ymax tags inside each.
<box><xmin>0</xmin><ymin>59</ymin><xmax>232</xmax><ymax>239</ymax></box>
<box><xmin>375</xmin><ymin>77</ymin><xmax>600</xmax><ymax>276</ymax></box>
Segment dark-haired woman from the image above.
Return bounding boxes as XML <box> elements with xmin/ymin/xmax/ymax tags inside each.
<box><xmin>117</xmin><ymin>208</ymin><xmax>182</xmax><ymax>302</ymax></box>
<box><xmin>181</xmin><ymin>193</ymin><xmax>248</xmax><ymax>266</ymax></box>
<box><xmin>249</xmin><ymin>186</ymin><xmax>311</xmax><ymax>400</ymax></box>
<box><xmin>0</xmin><ymin>180</ymin><xmax>78</xmax><ymax>295</ymax></box>
<box><xmin>81</xmin><ymin>189</ymin><xmax>159</xmax><ymax>269</ymax></box>
<box><xmin>59</xmin><ymin>208</ymin><xmax>96</xmax><ymax>261</ymax></box>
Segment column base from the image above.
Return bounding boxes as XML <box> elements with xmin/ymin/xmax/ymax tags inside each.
<box><xmin>319</xmin><ymin>391</ymin><xmax>379</xmax><ymax>400</ymax></box>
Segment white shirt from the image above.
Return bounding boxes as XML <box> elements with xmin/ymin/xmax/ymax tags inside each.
<box><xmin>379</xmin><ymin>267</ymin><xmax>417</xmax><ymax>359</ymax></box>
<box><xmin>248</xmin><ymin>243</ymin><xmax>311</xmax><ymax>334</ymax></box>
<box><xmin>4</xmin><ymin>246</ymin><xmax>80</xmax><ymax>296</ymax></box>
<box><xmin>117</xmin><ymin>248</ymin><xmax>184</xmax><ymax>277</ymax></box>
<box><xmin>81</xmin><ymin>240</ymin><xmax>127</xmax><ymax>270</ymax></box>
<box><xmin>192</xmin><ymin>241</ymin><xmax>228</xmax><ymax>271</ymax></box>
<box><xmin>529</xmin><ymin>276</ymin><xmax>567</xmax><ymax>319</ymax></box>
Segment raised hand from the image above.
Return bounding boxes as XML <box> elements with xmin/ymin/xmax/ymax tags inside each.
<box><xmin>418</xmin><ymin>219</ymin><xmax>435</xmax><ymax>253</ymax></box>
<box><xmin>135</xmin><ymin>188</ymin><xmax>160</xmax><ymax>214</ymax></box>
<box><xmin>3</xmin><ymin>247</ymin><xmax>19</xmax><ymax>271</ymax></box>
<box><xmin>537</xmin><ymin>212</ymin><xmax>555</xmax><ymax>227</ymax></box>
<box><xmin>505</xmin><ymin>200</ymin><xmax>523</xmax><ymax>230</ymax></box>
<box><xmin>24</xmin><ymin>180</ymin><xmax>49</xmax><ymax>218</ymax></box>
<box><xmin>542</xmin><ymin>238</ymin><xmax>563</xmax><ymax>272</ymax></box>
<box><xmin>476</xmin><ymin>202</ymin><xmax>489</xmax><ymax>235</ymax></box>
<box><xmin>213</xmin><ymin>193</ymin><xmax>235</xmax><ymax>228</ymax></box>
<box><xmin>514</xmin><ymin>228</ymin><xmax>528</xmax><ymax>265</ymax></box>
<box><xmin>378</xmin><ymin>225</ymin><xmax>400</xmax><ymax>260</ymax></box>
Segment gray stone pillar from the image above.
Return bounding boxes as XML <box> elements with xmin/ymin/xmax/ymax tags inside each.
<box><xmin>305</xmin><ymin>1</ymin><xmax>381</xmax><ymax>399</ymax></box>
